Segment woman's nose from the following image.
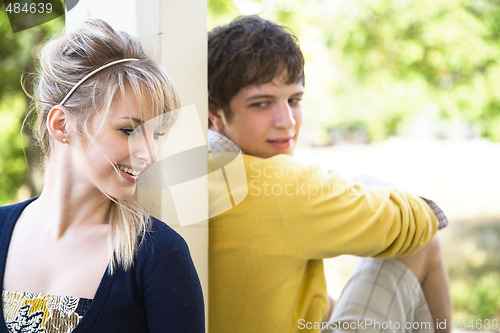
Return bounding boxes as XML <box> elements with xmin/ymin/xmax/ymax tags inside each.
<box><xmin>131</xmin><ymin>129</ymin><xmax>159</xmax><ymax>165</ymax></box>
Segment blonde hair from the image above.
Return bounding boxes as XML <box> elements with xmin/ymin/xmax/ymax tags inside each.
<box><xmin>28</xmin><ymin>19</ymin><xmax>180</xmax><ymax>272</ymax></box>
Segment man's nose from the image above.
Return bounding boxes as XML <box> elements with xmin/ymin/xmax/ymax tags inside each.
<box><xmin>273</xmin><ymin>101</ymin><xmax>296</xmax><ymax>129</ymax></box>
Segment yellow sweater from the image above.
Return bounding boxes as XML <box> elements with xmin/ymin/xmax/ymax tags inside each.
<box><xmin>209</xmin><ymin>154</ymin><xmax>437</xmax><ymax>333</ymax></box>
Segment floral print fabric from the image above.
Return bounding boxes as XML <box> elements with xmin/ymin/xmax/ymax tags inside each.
<box><xmin>2</xmin><ymin>290</ymin><xmax>92</xmax><ymax>333</ymax></box>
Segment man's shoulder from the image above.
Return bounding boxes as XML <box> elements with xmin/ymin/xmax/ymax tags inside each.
<box><xmin>207</xmin><ymin>129</ymin><xmax>329</xmax><ymax>181</ymax></box>
<box><xmin>243</xmin><ymin>154</ymin><xmax>324</xmax><ymax>178</ymax></box>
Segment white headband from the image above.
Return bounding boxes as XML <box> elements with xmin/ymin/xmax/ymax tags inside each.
<box><xmin>59</xmin><ymin>58</ymin><xmax>139</xmax><ymax>106</ymax></box>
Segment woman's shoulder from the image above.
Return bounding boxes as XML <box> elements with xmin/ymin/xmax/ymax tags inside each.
<box><xmin>138</xmin><ymin>217</ymin><xmax>192</xmax><ymax>264</ymax></box>
<box><xmin>0</xmin><ymin>198</ymin><xmax>36</xmax><ymax>215</ymax></box>
<box><xmin>0</xmin><ymin>198</ymin><xmax>37</xmax><ymax>232</ymax></box>
<box><xmin>133</xmin><ymin>218</ymin><xmax>204</xmax><ymax>331</ymax></box>
<box><xmin>146</xmin><ymin>217</ymin><xmax>188</xmax><ymax>245</ymax></box>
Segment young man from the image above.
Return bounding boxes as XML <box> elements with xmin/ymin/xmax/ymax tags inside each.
<box><xmin>208</xmin><ymin>15</ymin><xmax>450</xmax><ymax>333</ymax></box>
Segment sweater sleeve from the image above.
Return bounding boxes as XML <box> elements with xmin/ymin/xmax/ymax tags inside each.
<box><xmin>245</xmin><ymin>155</ymin><xmax>438</xmax><ymax>260</ymax></box>
<box><xmin>138</xmin><ymin>219</ymin><xmax>205</xmax><ymax>332</ymax></box>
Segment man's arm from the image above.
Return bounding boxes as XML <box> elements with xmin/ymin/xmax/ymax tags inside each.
<box><xmin>244</xmin><ymin>154</ymin><xmax>443</xmax><ymax>259</ymax></box>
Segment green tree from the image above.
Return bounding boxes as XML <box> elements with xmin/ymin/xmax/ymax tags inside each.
<box><xmin>328</xmin><ymin>0</ymin><xmax>500</xmax><ymax>140</ymax></box>
<box><xmin>0</xmin><ymin>10</ymin><xmax>63</xmax><ymax>204</ymax></box>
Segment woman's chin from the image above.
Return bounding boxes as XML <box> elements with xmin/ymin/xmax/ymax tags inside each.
<box><xmin>107</xmin><ymin>187</ymin><xmax>137</xmax><ymax>201</ymax></box>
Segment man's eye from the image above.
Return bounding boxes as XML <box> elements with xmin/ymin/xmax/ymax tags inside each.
<box><xmin>289</xmin><ymin>98</ymin><xmax>301</xmax><ymax>104</ymax></box>
<box><xmin>250</xmin><ymin>102</ymin><xmax>267</xmax><ymax>108</ymax></box>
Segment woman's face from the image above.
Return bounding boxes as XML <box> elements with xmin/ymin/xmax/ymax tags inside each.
<box><xmin>74</xmin><ymin>88</ymin><xmax>165</xmax><ymax>200</ymax></box>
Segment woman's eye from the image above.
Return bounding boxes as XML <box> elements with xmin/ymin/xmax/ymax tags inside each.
<box><xmin>122</xmin><ymin>126</ymin><xmax>144</xmax><ymax>137</ymax></box>
<box><xmin>153</xmin><ymin>132</ymin><xmax>166</xmax><ymax>140</ymax></box>
<box><xmin>121</xmin><ymin>129</ymin><xmax>134</xmax><ymax>136</ymax></box>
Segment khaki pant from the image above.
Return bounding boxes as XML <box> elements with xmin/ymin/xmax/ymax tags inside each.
<box><xmin>323</xmin><ymin>258</ymin><xmax>434</xmax><ymax>333</ymax></box>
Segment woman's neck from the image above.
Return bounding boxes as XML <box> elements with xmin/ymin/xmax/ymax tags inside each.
<box><xmin>33</xmin><ymin>159</ymin><xmax>112</xmax><ymax>238</ymax></box>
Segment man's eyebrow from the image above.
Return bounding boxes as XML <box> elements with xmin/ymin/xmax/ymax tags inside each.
<box><xmin>290</xmin><ymin>91</ymin><xmax>304</xmax><ymax>98</ymax></box>
<box><xmin>245</xmin><ymin>91</ymin><xmax>304</xmax><ymax>102</ymax></box>
<box><xmin>245</xmin><ymin>94</ymin><xmax>276</xmax><ymax>102</ymax></box>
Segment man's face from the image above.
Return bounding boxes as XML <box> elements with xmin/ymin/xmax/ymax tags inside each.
<box><xmin>214</xmin><ymin>77</ymin><xmax>304</xmax><ymax>158</ymax></box>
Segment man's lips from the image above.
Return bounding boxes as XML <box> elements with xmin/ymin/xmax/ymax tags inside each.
<box><xmin>267</xmin><ymin>137</ymin><xmax>294</xmax><ymax>149</ymax></box>
<box><xmin>267</xmin><ymin>137</ymin><xmax>293</xmax><ymax>143</ymax></box>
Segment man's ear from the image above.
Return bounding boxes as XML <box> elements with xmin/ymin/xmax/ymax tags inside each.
<box><xmin>208</xmin><ymin>103</ymin><xmax>225</xmax><ymax>132</ymax></box>
<box><xmin>47</xmin><ymin>105</ymin><xmax>70</xmax><ymax>144</ymax></box>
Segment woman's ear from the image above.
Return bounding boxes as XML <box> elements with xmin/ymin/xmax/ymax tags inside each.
<box><xmin>47</xmin><ymin>105</ymin><xmax>70</xmax><ymax>144</ymax></box>
<box><xmin>208</xmin><ymin>103</ymin><xmax>225</xmax><ymax>132</ymax></box>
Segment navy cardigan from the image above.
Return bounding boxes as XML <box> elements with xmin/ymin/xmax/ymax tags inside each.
<box><xmin>0</xmin><ymin>198</ymin><xmax>205</xmax><ymax>332</ymax></box>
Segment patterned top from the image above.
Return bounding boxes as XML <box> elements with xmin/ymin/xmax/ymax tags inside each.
<box><xmin>208</xmin><ymin>129</ymin><xmax>240</xmax><ymax>153</ymax></box>
<box><xmin>2</xmin><ymin>290</ymin><xmax>92</xmax><ymax>333</ymax></box>
<box><xmin>0</xmin><ymin>200</ymin><xmax>205</xmax><ymax>332</ymax></box>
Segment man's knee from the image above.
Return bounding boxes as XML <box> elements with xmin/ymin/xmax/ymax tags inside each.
<box><xmin>398</xmin><ymin>236</ymin><xmax>442</xmax><ymax>284</ymax></box>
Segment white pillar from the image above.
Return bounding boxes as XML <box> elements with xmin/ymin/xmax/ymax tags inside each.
<box><xmin>156</xmin><ymin>1</ymin><xmax>209</xmax><ymax>325</ymax></box>
<box><xmin>65</xmin><ymin>0</ymin><xmax>209</xmax><ymax>323</ymax></box>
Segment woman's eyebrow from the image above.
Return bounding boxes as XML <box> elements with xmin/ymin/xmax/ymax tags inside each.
<box><xmin>118</xmin><ymin>116</ymin><xmax>143</xmax><ymax>125</ymax></box>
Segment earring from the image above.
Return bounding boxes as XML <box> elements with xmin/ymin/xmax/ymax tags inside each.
<box><xmin>62</xmin><ymin>137</ymin><xmax>67</xmax><ymax>143</ymax></box>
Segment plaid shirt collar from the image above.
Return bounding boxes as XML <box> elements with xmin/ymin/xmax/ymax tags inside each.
<box><xmin>208</xmin><ymin>129</ymin><xmax>241</xmax><ymax>153</ymax></box>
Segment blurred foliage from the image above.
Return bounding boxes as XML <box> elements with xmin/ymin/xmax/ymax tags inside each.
<box><xmin>443</xmin><ymin>219</ymin><xmax>500</xmax><ymax>322</ymax></box>
<box><xmin>452</xmin><ymin>272</ymin><xmax>500</xmax><ymax>321</ymax></box>
<box><xmin>208</xmin><ymin>0</ymin><xmax>500</xmax><ymax>143</ymax></box>
<box><xmin>0</xmin><ymin>94</ymin><xmax>28</xmax><ymax>204</ymax></box>
<box><xmin>0</xmin><ymin>8</ymin><xmax>63</xmax><ymax>204</ymax></box>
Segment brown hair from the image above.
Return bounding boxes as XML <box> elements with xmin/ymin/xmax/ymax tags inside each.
<box><xmin>208</xmin><ymin>15</ymin><xmax>305</xmax><ymax>123</ymax></box>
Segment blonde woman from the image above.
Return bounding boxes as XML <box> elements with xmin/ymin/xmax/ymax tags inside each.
<box><xmin>0</xmin><ymin>19</ymin><xmax>204</xmax><ymax>332</ymax></box>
